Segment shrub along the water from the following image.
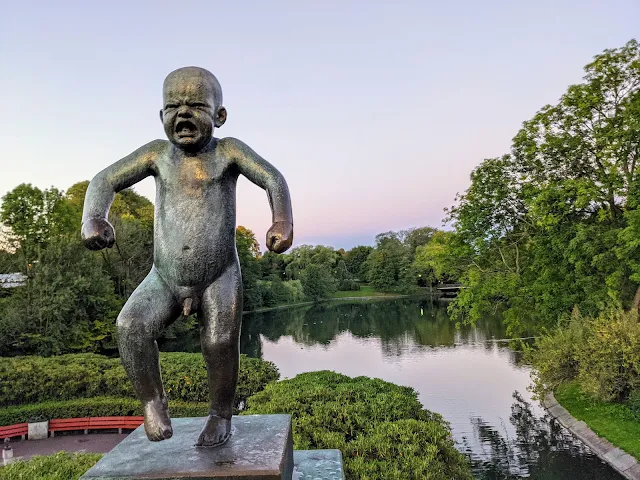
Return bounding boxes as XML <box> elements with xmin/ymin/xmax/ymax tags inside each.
<box><xmin>528</xmin><ymin>308</ymin><xmax>640</xmax><ymax>403</ymax></box>
<box><xmin>0</xmin><ymin>452</ymin><xmax>102</xmax><ymax>480</ymax></box>
<box><xmin>244</xmin><ymin>370</ymin><xmax>472</xmax><ymax>479</ymax></box>
<box><xmin>0</xmin><ymin>353</ymin><xmax>279</xmax><ymax>410</ymax></box>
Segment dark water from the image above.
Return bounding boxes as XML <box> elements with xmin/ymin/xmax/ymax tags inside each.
<box><xmin>160</xmin><ymin>298</ymin><xmax>623</xmax><ymax>479</ymax></box>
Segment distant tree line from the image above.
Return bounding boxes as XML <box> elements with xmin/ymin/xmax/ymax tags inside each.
<box><xmin>0</xmin><ymin>180</ymin><xmax>451</xmax><ymax>356</ymax></box>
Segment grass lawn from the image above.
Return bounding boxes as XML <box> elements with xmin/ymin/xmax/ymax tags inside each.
<box><xmin>555</xmin><ymin>381</ymin><xmax>640</xmax><ymax>460</ymax></box>
<box><xmin>332</xmin><ymin>285</ymin><xmax>397</xmax><ymax>298</ymax></box>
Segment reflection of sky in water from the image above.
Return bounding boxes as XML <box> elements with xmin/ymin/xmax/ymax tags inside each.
<box><xmin>261</xmin><ymin>330</ymin><xmax>534</xmax><ymax>450</ymax></box>
<box><xmin>162</xmin><ymin>299</ymin><xmax>622</xmax><ymax>478</ymax></box>
<box><xmin>252</xmin><ymin>301</ymin><xmax>622</xmax><ymax>479</ymax></box>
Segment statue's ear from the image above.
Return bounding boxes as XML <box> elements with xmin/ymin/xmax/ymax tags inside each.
<box><xmin>159</xmin><ymin>109</ymin><xmax>164</xmax><ymax>123</ymax></box>
<box><xmin>215</xmin><ymin>106</ymin><xmax>227</xmax><ymax>128</ymax></box>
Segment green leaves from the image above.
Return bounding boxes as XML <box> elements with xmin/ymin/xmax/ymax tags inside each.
<box><xmin>447</xmin><ymin>39</ymin><xmax>640</xmax><ymax>335</ymax></box>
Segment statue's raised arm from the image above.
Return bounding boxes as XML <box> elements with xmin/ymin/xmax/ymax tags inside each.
<box><xmin>81</xmin><ymin>140</ymin><xmax>163</xmax><ymax>250</ymax></box>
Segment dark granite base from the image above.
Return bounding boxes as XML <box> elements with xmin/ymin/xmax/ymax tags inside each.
<box><xmin>80</xmin><ymin>415</ymin><xmax>293</xmax><ymax>479</ymax></box>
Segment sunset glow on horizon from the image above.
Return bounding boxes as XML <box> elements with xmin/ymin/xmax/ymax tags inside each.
<box><xmin>1</xmin><ymin>1</ymin><xmax>638</xmax><ymax>249</ymax></box>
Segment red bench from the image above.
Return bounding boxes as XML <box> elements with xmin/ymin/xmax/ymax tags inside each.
<box><xmin>49</xmin><ymin>417</ymin><xmax>91</xmax><ymax>436</ymax></box>
<box><xmin>49</xmin><ymin>416</ymin><xmax>144</xmax><ymax>436</ymax></box>
<box><xmin>1</xmin><ymin>416</ymin><xmax>145</xmax><ymax>439</ymax></box>
<box><xmin>88</xmin><ymin>416</ymin><xmax>144</xmax><ymax>433</ymax></box>
<box><xmin>0</xmin><ymin>423</ymin><xmax>28</xmax><ymax>441</ymax></box>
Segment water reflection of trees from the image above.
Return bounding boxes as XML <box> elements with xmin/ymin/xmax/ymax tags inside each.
<box><xmin>244</xmin><ymin>299</ymin><xmax>509</xmax><ymax>354</ymax></box>
<box><xmin>159</xmin><ymin>298</ymin><xmax>510</xmax><ymax>358</ymax></box>
<box><xmin>467</xmin><ymin>392</ymin><xmax>621</xmax><ymax>480</ymax></box>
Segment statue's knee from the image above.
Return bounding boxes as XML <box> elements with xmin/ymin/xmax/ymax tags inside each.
<box><xmin>204</xmin><ymin>331</ymin><xmax>237</xmax><ymax>351</ymax></box>
<box><xmin>116</xmin><ymin>314</ymin><xmax>150</xmax><ymax>344</ymax></box>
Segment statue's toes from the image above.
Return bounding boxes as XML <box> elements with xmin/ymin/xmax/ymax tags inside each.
<box><xmin>161</xmin><ymin>424</ymin><xmax>173</xmax><ymax>440</ymax></box>
<box><xmin>196</xmin><ymin>431</ymin><xmax>230</xmax><ymax>447</ymax></box>
<box><xmin>144</xmin><ymin>421</ymin><xmax>173</xmax><ymax>441</ymax></box>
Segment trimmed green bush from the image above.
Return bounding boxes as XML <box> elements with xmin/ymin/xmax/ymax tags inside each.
<box><xmin>0</xmin><ymin>452</ymin><xmax>101</xmax><ymax>480</ymax></box>
<box><xmin>0</xmin><ymin>397</ymin><xmax>211</xmax><ymax>425</ymax></box>
<box><xmin>528</xmin><ymin>308</ymin><xmax>640</xmax><ymax>402</ymax></box>
<box><xmin>244</xmin><ymin>371</ymin><xmax>472</xmax><ymax>479</ymax></box>
<box><xmin>0</xmin><ymin>353</ymin><xmax>278</xmax><ymax>410</ymax></box>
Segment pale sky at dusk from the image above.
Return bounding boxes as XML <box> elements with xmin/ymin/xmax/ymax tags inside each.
<box><xmin>1</xmin><ymin>1</ymin><xmax>638</xmax><ymax>249</ymax></box>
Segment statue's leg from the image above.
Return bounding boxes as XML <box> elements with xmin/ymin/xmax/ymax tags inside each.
<box><xmin>195</xmin><ymin>259</ymin><xmax>243</xmax><ymax>447</ymax></box>
<box><xmin>117</xmin><ymin>267</ymin><xmax>180</xmax><ymax>441</ymax></box>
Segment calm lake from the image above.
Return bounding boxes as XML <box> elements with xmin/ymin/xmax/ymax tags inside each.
<box><xmin>161</xmin><ymin>298</ymin><xmax>623</xmax><ymax>479</ymax></box>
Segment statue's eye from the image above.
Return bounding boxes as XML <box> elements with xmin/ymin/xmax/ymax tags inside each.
<box><xmin>190</xmin><ymin>102</ymin><xmax>208</xmax><ymax>108</ymax></box>
<box><xmin>165</xmin><ymin>104</ymin><xmax>178</xmax><ymax>110</ymax></box>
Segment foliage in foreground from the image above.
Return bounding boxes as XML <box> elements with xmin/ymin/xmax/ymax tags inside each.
<box><xmin>0</xmin><ymin>452</ymin><xmax>102</xmax><ymax>480</ymax></box>
<box><xmin>244</xmin><ymin>370</ymin><xmax>472</xmax><ymax>479</ymax></box>
<box><xmin>0</xmin><ymin>352</ymin><xmax>278</xmax><ymax>410</ymax></box>
<box><xmin>555</xmin><ymin>381</ymin><xmax>640</xmax><ymax>460</ymax></box>
<box><xmin>528</xmin><ymin>308</ymin><xmax>640</xmax><ymax>403</ymax></box>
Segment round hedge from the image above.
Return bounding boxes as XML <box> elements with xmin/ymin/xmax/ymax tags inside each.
<box><xmin>244</xmin><ymin>370</ymin><xmax>472</xmax><ymax>479</ymax></box>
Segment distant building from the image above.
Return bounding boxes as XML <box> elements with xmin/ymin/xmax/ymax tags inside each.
<box><xmin>0</xmin><ymin>273</ymin><xmax>27</xmax><ymax>289</ymax></box>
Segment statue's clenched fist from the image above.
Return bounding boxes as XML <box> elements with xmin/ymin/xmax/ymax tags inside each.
<box><xmin>266</xmin><ymin>221</ymin><xmax>293</xmax><ymax>254</ymax></box>
<box><xmin>81</xmin><ymin>217</ymin><xmax>116</xmax><ymax>251</ymax></box>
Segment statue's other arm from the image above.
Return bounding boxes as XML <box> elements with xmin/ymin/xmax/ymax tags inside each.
<box><xmin>225</xmin><ymin>137</ymin><xmax>293</xmax><ymax>253</ymax></box>
<box><xmin>81</xmin><ymin>140</ymin><xmax>164</xmax><ymax>250</ymax></box>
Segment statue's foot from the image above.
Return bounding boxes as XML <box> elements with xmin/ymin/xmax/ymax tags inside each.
<box><xmin>195</xmin><ymin>414</ymin><xmax>231</xmax><ymax>447</ymax></box>
<box><xmin>143</xmin><ymin>397</ymin><xmax>173</xmax><ymax>441</ymax></box>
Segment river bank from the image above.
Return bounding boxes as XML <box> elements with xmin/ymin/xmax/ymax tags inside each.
<box><xmin>243</xmin><ymin>292</ymin><xmax>430</xmax><ymax>314</ymax></box>
<box><xmin>544</xmin><ymin>387</ymin><xmax>640</xmax><ymax>479</ymax></box>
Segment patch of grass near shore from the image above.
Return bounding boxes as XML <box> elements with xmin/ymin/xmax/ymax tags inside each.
<box><xmin>555</xmin><ymin>381</ymin><xmax>640</xmax><ymax>460</ymax></box>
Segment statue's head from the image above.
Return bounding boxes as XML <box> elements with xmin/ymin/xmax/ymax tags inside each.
<box><xmin>160</xmin><ymin>67</ymin><xmax>227</xmax><ymax>152</ymax></box>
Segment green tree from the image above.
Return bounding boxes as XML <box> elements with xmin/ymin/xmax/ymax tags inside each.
<box><xmin>343</xmin><ymin>245</ymin><xmax>373</xmax><ymax>279</ymax></box>
<box><xmin>299</xmin><ymin>263</ymin><xmax>337</xmax><ymax>301</ymax></box>
<box><xmin>0</xmin><ymin>184</ymin><xmax>75</xmax><ymax>262</ymax></box>
<box><xmin>258</xmin><ymin>251</ymin><xmax>286</xmax><ymax>280</ymax></box>
<box><xmin>236</xmin><ymin>226</ymin><xmax>262</xmax><ymax>311</ymax></box>
<box><xmin>284</xmin><ymin>245</ymin><xmax>339</xmax><ymax>280</ymax></box>
<box><xmin>335</xmin><ymin>259</ymin><xmax>359</xmax><ymax>291</ymax></box>
<box><xmin>413</xmin><ymin>230</ymin><xmax>462</xmax><ymax>284</ymax></box>
<box><xmin>366</xmin><ymin>232</ymin><xmax>410</xmax><ymax>291</ymax></box>
<box><xmin>0</xmin><ymin>238</ymin><xmax>120</xmax><ymax>356</ymax></box>
<box><xmin>447</xmin><ymin>39</ymin><xmax>640</xmax><ymax>335</ymax></box>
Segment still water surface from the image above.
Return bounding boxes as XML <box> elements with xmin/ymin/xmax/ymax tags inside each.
<box><xmin>161</xmin><ymin>298</ymin><xmax>623</xmax><ymax>479</ymax></box>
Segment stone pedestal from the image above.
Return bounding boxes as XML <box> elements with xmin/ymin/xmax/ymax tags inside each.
<box><xmin>80</xmin><ymin>415</ymin><xmax>344</xmax><ymax>480</ymax></box>
<box><xmin>81</xmin><ymin>415</ymin><xmax>293</xmax><ymax>479</ymax></box>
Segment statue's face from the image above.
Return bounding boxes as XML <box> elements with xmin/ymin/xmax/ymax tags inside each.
<box><xmin>162</xmin><ymin>75</ymin><xmax>218</xmax><ymax>152</ymax></box>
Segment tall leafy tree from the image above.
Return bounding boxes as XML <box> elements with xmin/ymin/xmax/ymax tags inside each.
<box><xmin>236</xmin><ymin>226</ymin><xmax>262</xmax><ymax>311</ymax></box>
<box><xmin>0</xmin><ymin>237</ymin><xmax>120</xmax><ymax>356</ymax></box>
<box><xmin>0</xmin><ymin>184</ymin><xmax>75</xmax><ymax>262</ymax></box>
<box><xmin>447</xmin><ymin>39</ymin><xmax>640</xmax><ymax>334</ymax></box>
<box><xmin>344</xmin><ymin>245</ymin><xmax>373</xmax><ymax>279</ymax></box>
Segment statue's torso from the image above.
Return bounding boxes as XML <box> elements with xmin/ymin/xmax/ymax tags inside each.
<box><xmin>152</xmin><ymin>142</ymin><xmax>239</xmax><ymax>288</ymax></box>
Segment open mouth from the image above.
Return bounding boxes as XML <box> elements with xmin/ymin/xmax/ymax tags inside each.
<box><xmin>175</xmin><ymin>120</ymin><xmax>198</xmax><ymax>137</ymax></box>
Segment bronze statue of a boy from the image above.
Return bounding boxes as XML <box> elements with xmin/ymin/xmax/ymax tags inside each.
<box><xmin>81</xmin><ymin>67</ymin><xmax>293</xmax><ymax>447</ymax></box>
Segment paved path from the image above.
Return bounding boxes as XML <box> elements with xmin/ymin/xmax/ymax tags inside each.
<box><xmin>544</xmin><ymin>393</ymin><xmax>640</xmax><ymax>480</ymax></box>
<box><xmin>5</xmin><ymin>433</ymin><xmax>127</xmax><ymax>463</ymax></box>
